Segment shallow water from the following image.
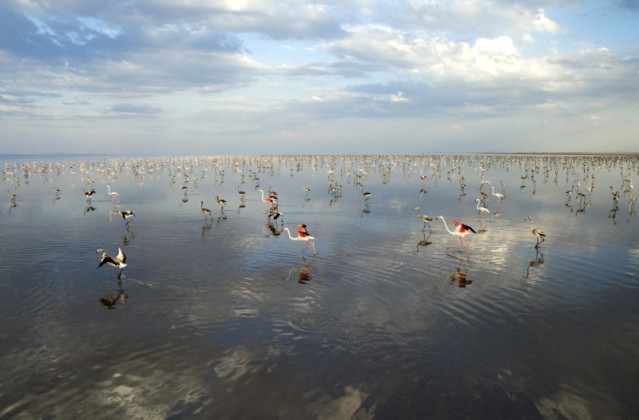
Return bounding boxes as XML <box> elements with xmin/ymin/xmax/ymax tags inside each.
<box><xmin>1</xmin><ymin>154</ymin><xmax>638</xmax><ymax>418</ymax></box>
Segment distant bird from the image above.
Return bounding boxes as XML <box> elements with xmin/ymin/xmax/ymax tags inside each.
<box><xmin>84</xmin><ymin>188</ymin><xmax>96</xmax><ymax>201</ymax></box>
<box><xmin>526</xmin><ymin>216</ymin><xmax>546</xmax><ymax>247</ymax></box>
<box><xmin>414</xmin><ymin>207</ymin><xmax>433</xmax><ymax>232</ymax></box>
<box><xmin>52</xmin><ymin>187</ymin><xmax>61</xmax><ymax>196</ymax></box>
<box><xmin>282</xmin><ymin>224</ymin><xmax>317</xmax><ymax>254</ymax></box>
<box><xmin>436</xmin><ymin>216</ymin><xmax>476</xmax><ymax>250</ymax></box>
<box><xmin>106</xmin><ymin>185</ymin><xmax>120</xmax><ymax>202</ymax></box>
<box><xmin>200</xmin><ymin>201</ymin><xmax>213</xmax><ymax>221</ymax></box>
<box><xmin>97</xmin><ymin>247</ymin><xmax>127</xmax><ymax>280</ymax></box>
<box><xmin>363</xmin><ymin>191</ymin><xmax>372</xmax><ymax>201</ymax></box>
<box><xmin>475</xmin><ymin>198</ymin><xmax>490</xmax><ymax>216</ymax></box>
<box><xmin>259</xmin><ymin>189</ymin><xmax>277</xmax><ymax>206</ymax></box>
<box><xmin>120</xmin><ymin>209</ymin><xmax>135</xmax><ymax>224</ymax></box>
<box><xmin>237</xmin><ymin>185</ymin><xmax>246</xmax><ymax>198</ymax></box>
<box><xmin>491</xmin><ymin>186</ymin><xmax>505</xmax><ymax>200</ymax></box>
<box><xmin>215</xmin><ymin>195</ymin><xmax>227</xmax><ymax>209</ymax></box>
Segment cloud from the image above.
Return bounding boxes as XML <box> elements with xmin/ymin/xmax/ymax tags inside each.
<box><xmin>0</xmin><ymin>0</ymin><xmax>637</xmax><ymax>154</ymax></box>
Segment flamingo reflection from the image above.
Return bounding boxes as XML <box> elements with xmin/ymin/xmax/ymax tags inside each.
<box><xmin>523</xmin><ymin>248</ymin><xmax>544</xmax><ymax>279</ymax></box>
<box><xmin>282</xmin><ymin>256</ymin><xmax>316</xmax><ymax>284</ymax></box>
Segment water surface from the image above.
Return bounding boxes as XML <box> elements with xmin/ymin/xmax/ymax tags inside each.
<box><xmin>1</xmin><ymin>154</ymin><xmax>638</xmax><ymax>418</ymax></box>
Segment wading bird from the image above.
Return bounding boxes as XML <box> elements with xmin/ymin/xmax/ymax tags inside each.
<box><xmin>491</xmin><ymin>186</ymin><xmax>505</xmax><ymax>201</ymax></box>
<box><xmin>475</xmin><ymin>198</ymin><xmax>490</xmax><ymax>216</ymax></box>
<box><xmin>84</xmin><ymin>188</ymin><xmax>96</xmax><ymax>202</ymax></box>
<box><xmin>526</xmin><ymin>216</ymin><xmax>546</xmax><ymax>247</ymax></box>
<box><xmin>200</xmin><ymin>201</ymin><xmax>213</xmax><ymax>222</ymax></box>
<box><xmin>120</xmin><ymin>209</ymin><xmax>135</xmax><ymax>224</ymax></box>
<box><xmin>215</xmin><ymin>195</ymin><xmax>227</xmax><ymax>209</ymax></box>
<box><xmin>282</xmin><ymin>224</ymin><xmax>317</xmax><ymax>254</ymax></box>
<box><xmin>97</xmin><ymin>247</ymin><xmax>127</xmax><ymax>280</ymax></box>
<box><xmin>436</xmin><ymin>216</ymin><xmax>476</xmax><ymax>250</ymax></box>
<box><xmin>106</xmin><ymin>185</ymin><xmax>120</xmax><ymax>202</ymax></box>
<box><xmin>414</xmin><ymin>207</ymin><xmax>433</xmax><ymax>232</ymax></box>
<box><xmin>259</xmin><ymin>189</ymin><xmax>277</xmax><ymax>206</ymax></box>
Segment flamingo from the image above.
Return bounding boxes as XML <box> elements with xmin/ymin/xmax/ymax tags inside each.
<box><xmin>259</xmin><ymin>189</ymin><xmax>277</xmax><ymax>206</ymax></box>
<box><xmin>106</xmin><ymin>185</ymin><xmax>120</xmax><ymax>202</ymax></box>
<box><xmin>475</xmin><ymin>198</ymin><xmax>490</xmax><ymax>216</ymax></box>
<box><xmin>436</xmin><ymin>216</ymin><xmax>476</xmax><ymax>250</ymax></box>
<box><xmin>526</xmin><ymin>216</ymin><xmax>546</xmax><ymax>247</ymax></box>
<box><xmin>215</xmin><ymin>195</ymin><xmax>227</xmax><ymax>209</ymax></box>
<box><xmin>282</xmin><ymin>224</ymin><xmax>317</xmax><ymax>254</ymax></box>
<box><xmin>414</xmin><ymin>207</ymin><xmax>433</xmax><ymax>232</ymax></box>
<box><xmin>120</xmin><ymin>209</ymin><xmax>135</xmax><ymax>224</ymax></box>
<box><xmin>491</xmin><ymin>186</ymin><xmax>505</xmax><ymax>201</ymax></box>
<box><xmin>97</xmin><ymin>247</ymin><xmax>127</xmax><ymax>280</ymax></box>
<box><xmin>84</xmin><ymin>188</ymin><xmax>96</xmax><ymax>201</ymax></box>
<box><xmin>200</xmin><ymin>201</ymin><xmax>213</xmax><ymax>221</ymax></box>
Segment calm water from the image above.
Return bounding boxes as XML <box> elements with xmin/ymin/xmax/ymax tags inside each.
<box><xmin>1</xmin><ymin>154</ymin><xmax>638</xmax><ymax>419</ymax></box>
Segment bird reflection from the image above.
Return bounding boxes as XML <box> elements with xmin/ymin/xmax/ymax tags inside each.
<box><xmin>282</xmin><ymin>256</ymin><xmax>316</xmax><ymax>284</ymax></box>
<box><xmin>523</xmin><ymin>248</ymin><xmax>544</xmax><ymax>279</ymax></box>
<box><xmin>100</xmin><ymin>285</ymin><xmax>128</xmax><ymax>309</ymax></box>
<box><xmin>202</xmin><ymin>220</ymin><xmax>213</xmax><ymax>237</ymax></box>
<box><xmin>415</xmin><ymin>231</ymin><xmax>432</xmax><ymax>254</ymax></box>
<box><xmin>265</xmin><ymin>219</ymin><xmax>282</xmax><ymax>237</ymax></box>
<box><xmin>122</xmin><ymin>226</ymin><xmax>135</xmax><ymax>246</ymax></box>
<box><xmin>448</xmin><ymin>257</ymin><xmax>472</xmax><ymax>288</ymax></box>
<box><xmin>84</xmin><ymin>204</ymin><xmax>97</xmax><ymax>214</ymax></box>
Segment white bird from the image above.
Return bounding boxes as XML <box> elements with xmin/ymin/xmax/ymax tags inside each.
<box><xmin>491</xmin><ymin>186</ymin><xmax>505</xmax><ymax>200</ymax></box>
<box><xmin>475</xmin><ymin>198</ymin><xmax>490</xmax><ymax>216</ymax></box>
<box><xmin>106</xmin><ymin>185</ymin><xmax>120</xmax><ymax>202</ymax></box>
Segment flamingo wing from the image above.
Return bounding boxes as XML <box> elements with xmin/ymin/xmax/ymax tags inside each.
<box><xmin>453</xmin><ymin>220</ymin><xmax>476</xmax><ymax>234</ymax></box>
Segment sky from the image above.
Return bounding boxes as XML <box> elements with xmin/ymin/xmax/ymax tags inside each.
<box><xmin>1</xmin><ymin>0</ymin><xmax>638</xmax><ymax>155</ymax></box>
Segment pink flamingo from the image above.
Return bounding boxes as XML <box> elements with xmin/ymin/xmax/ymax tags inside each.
<box><xmin>436</xmin><ymin>216</ymin><xmax>476</xmax><ymax>250</ymax></box>
<box><xmin>282</xmin><ymin>224</ymin><xmax>317</xmax><ymax>254</ymax></box>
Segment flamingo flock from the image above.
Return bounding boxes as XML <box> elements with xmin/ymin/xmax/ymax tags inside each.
<box><xmin>6</xmin><ymin>153</ymin><xmax>639</xmax><ymax>292</ymax></box>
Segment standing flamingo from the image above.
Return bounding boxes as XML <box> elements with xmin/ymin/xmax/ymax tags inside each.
<box><xmin>215</xmin><ymin>195</ymin><xmax>227</xmax><ymax>209</ymax></box>
<box><xmin>200</xmin><ymin>201</ymin><xmax>213</xmax><ymax>222</ymax></box>
<box><xmin>106</xmin><ymin>185</ymin><xmax>120</xmax><ymax>202</ymax></box>
<box><xmin>436</xmin><ymin>216</ymin><xmax>476</xmax><ymax>250</ymax></box>
<box><xmin>259</xmin><ymin>189</ymin><xmax>277</xmax><ymax>206</ymax></box>
<box><xmin>414</xmin><ymin>207</ymin><xmax>433</xmax><ymax>232</ymax></box>
<box><xmin>491</xmin><ymin>186</ymin><xmax>505</xmax><ymax>201</ymax></box>
<box><xmin>282</xmin><ymin>224</ymin><xmax>317</xmax><ymax>254</ymax></box>
<box><xmin>475</xmin><ymin>198</ymin><xmax>490</xmax><ymax>217</ymax></box>
<box><xmin>526</xmin><ymin>216</ymin><xmax>546</xmax><ymax>247</ymax></box>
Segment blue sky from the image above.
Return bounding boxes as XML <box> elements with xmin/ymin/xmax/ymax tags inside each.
<box><xmin>1</xmin><ymin>0</ymin><xmax>638</xmax><ymax>155</ymax></box>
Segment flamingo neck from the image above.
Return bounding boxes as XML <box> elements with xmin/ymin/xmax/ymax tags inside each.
<box><xmin>284</xmin><ymin>228</ymin><xmax>295</xmax><ymax>240</ymax></box>
<box><xmin>439</xmin><ymin>217</ymin><xmax>455</xmax><ymax>235</ymax></box>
